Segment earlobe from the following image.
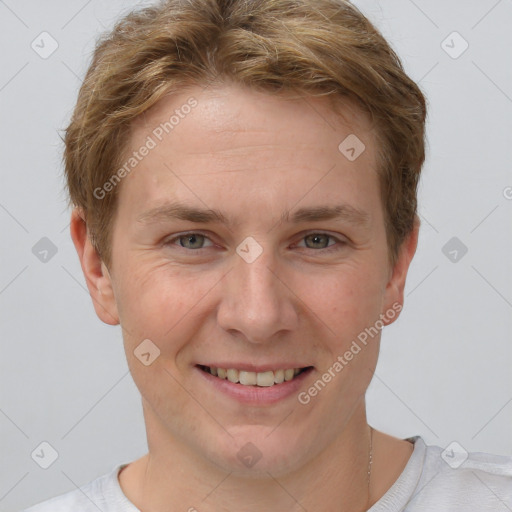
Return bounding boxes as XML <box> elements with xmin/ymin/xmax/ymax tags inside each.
<box><xmin>381</xmin><ymin>215</ymin><xmax>420</xmax><ymax>326</ymax></box>
<box><xmin>69</xmin><ymin>208</ymin><xmax>120</xmax><ymax>326</ymax></box>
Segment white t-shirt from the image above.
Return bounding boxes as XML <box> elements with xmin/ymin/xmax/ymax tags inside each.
<box><xmin>23</xmin><ymin>436</ymin><xmax>512</xmax><ymax>511</ymax></box>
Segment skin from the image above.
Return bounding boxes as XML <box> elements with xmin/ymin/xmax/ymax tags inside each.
<box><xmin>71</xmin><ymin>81</ymin><xmax>419</xmax><ymax>511</ymax></box>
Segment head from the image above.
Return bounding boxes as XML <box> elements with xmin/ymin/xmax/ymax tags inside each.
<box><xmin>68</xmin><ymin>0</ymin><xmax>425</xmax><ymax>476</ymax></box>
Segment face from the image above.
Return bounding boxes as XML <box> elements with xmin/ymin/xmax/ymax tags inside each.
<box><xmin>74</xmin><ymin>82</ymin><xmax>417</xmax><ymax>477</ymax></box>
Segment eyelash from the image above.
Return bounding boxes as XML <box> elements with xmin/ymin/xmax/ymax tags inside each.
<box><xmin>163</xmin><ymin>231</ymin><xmax>346</xmax><ymax>254</ymax></box>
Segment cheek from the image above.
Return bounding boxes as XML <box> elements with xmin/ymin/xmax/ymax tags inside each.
<box><xmin>308</xmin><ymin>274</ymin><xmax>383</xmax><ymax>404</ymax></box>
<box><xmin>114</xmin><ymin>265</ymin><xmax>207</xmax><ymax>400</ymax></box>
<box><xmin>113</xmin><ymin>260</ymin><xmax>220</xmax><ymax>346</ymax></box>
<box><xmin>299</xmin><ymin>265</ymin><xmax>385</xmax><ymax>340</ymax></box>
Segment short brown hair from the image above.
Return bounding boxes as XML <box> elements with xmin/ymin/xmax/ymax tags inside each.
<box><xmin>64</xmin><ymin>0</ymin><xmax>426</xmax><ymax>269</ymax></box>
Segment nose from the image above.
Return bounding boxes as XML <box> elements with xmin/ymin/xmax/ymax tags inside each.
<box><xmin>216</xmin><ymin>246</ymin><xmax>299</xmax><ymax>344</ymax></box>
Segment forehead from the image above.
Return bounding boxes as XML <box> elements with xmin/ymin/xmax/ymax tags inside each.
<box><xmin>130</xmin><ymin>83</ymin><xmax>374</xmax><ymax>156</ymax></box>
<box><xmin>117</xmin><ymin>82</ymin><xmax>380</xmax><ymax>224</ymax></box>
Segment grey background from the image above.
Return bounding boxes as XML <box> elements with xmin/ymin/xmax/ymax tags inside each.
<box><xmin>1</xmin><ymin>0</ymin><xmax>511</xmax><ymax>510</ymax></box>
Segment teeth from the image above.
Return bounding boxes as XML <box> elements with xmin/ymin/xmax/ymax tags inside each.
<box><xmin>256</xmin><ymin>371</ymin><xmax>275</xmax><ymax>387</ymax></box>
<box><xmin>284</xmin><ymin>369</ymin><xmax>295</xmax><ymax>381</ymax></box>
<box><xmin>227</xmin><ymin>368</ymin><xmax>239</xmax><ymax>383</ymax></box>
<box><xmin>206</xmin><ymin>366</ymin><xmax>305</xmax><ymax>387</ymax></box>
<box><xmin>274</xmin><ymin>369</ymin><xmax>284</xmax><ymax>384</ymax></box>
<box><xmin>239</xmin><ymin>371</ymin><xmax>257</xmax><ymax>385</ymax></box>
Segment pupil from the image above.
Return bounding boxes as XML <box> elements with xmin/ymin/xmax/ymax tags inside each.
<box><xmin>308</xmin><ymin>234</ymin><xmax>326</xmax><ymax>248</ymax></box>
<box><xmin>182</xmin><ymin>234</ymin><xmax>202</xmax><ymax>249</ymax></box>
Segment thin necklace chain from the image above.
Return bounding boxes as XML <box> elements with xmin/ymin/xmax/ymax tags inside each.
<box><xmin>366</xmin><ymin>426</ymin><xmax>374</xmax><ymax>510</ymax></box>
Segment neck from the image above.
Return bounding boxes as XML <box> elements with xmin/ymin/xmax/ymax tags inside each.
<box><xmin>121</xmin><ymin>398</ymin><xmax>374</xmax><ymax>512</ymax></box>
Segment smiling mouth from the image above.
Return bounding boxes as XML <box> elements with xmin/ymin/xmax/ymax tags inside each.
<box><xmin>197</xmin><ymin>365</ymin><xmax>313</xmax><ymax>387</ymax></box>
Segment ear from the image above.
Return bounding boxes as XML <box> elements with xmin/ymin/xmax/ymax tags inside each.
<box><xmin>69</xmin><ymin>208</ymin><xmax>119</xmax><ymax>325</ymax></box>
<box><xmin>381</xmin><ymin>215</ymin><xmax>420</xmax><ymax>325</ymax></box>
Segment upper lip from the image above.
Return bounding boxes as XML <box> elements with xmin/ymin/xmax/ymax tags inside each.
<box><xmin>197</xmin><ymin>363</ymin><xmax>312</xmax><ymax>372</ymax></box>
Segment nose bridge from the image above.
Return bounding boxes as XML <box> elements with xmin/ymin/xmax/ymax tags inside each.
<box><xmin>239</xmin><ymin>250</ymin><xmax>278</xmax><ymax>303</ymax></box>
<box><xmin>217</xmin><ymin>245</ymin><xmax>297</xmax><ymax>342</ymax></box>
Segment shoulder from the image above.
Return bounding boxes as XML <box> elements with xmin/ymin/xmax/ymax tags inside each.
<box><xmin>21</xmin><ymin>464</ymin><xmax>137</xmax><ymax>512</ymax></box>
<box><xmin>23</xmin><ymin>489</ymin><xmax>93</xmax><ymax>512</ymax></box>
<box><xmin>410</xmin><ymin>437</ymin><xmax>512</xmax><ymax>510</ymax></box>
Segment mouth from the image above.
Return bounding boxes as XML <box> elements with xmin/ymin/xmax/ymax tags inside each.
<box><xmin>197</xmin><ymin>364</ymin><xmax>313</xmax><ymax>387</ymax></box>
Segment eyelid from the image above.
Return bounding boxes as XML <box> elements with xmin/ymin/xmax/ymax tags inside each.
<box><xmin>293</xmin><ymin>231</ymin><xmax>347</xmax><ymax>250</ymax></box>
<box><xmin>164</xmin><ymin>231</ymin><xmax>215</xmax><ymax>249</ymax></box>
<box><xmin>164</xmin><ymin>230</ymin><xmax>347</xmax><ymax>252</ymax></box>
<box><xmin>299</xmin><ymin>230</ymin><xmax>345</xmax><ymax>240</ymax></box>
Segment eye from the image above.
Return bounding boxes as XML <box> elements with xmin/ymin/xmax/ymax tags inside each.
<box><xmin>304</xmin><ymin>233</ymin><xmax>332</xmax><ymax>249</ymax></box>
<box><xmin>296</xmin><ymin>233</ymin><xmax>345</xmax><ymax>252</ymax></box>
<box><xmin>165</xmin><ymin>232</ymin><xmax>214</xmax><ymax>250</ymax></box>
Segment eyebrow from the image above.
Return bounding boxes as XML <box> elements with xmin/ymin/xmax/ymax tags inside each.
<box><xmin>282</xmin><ymin>204</ymin><xmax>370</xmax><ymax>226</ymax></box>
<box><xmin>137</xmin><ymin>203</ymin><xmax>229</xmax><ymax>225</ymax></box>
<box><xmin>136</xmin><ymin>201</ymin><xmax>370</xmax><ymax>228</ymax></box>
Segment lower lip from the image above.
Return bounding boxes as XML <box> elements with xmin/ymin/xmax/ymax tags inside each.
<box><xmin>194</xmin><ymin>366</ymin><xmax>314</xmax><ymax>405</ymax></box>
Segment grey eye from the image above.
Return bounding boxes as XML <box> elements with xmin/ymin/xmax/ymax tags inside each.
<box><xmin>178</xmin><ymin>233</ymin><xmax>206</xmax><ymax>249</ymax></box>
<box><xmin>304</xmin><ymin>234</ymin><xmax>332</xmax><ymax>249</ymax></box>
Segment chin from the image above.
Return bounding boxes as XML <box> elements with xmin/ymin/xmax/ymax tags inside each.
<box><xmin>204</xmin><ymin>424</ymin><xmax>313</xmax><ymax>478</ymax></box>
